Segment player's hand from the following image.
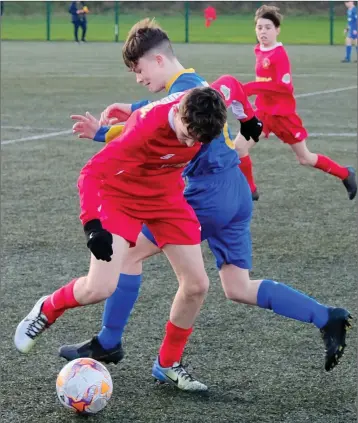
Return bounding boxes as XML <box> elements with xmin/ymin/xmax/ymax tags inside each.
<box><xmin>71</xmin><ymin>112</ymin><xmax>100</xmax><ymax>140</ymax></box>
<box><xmin>84</xmin><ymin>219</ymin><xmax>113</xmax><ymax>262</ymax></box>
<box><xmin>353</xmin><ymin>30</ymin><xmax>357</xmax><ymax>36</ymax></box>
<box><xmin>344</xmin><ymin>28</ymin><xmax>348</xmax><ymax>35</ymax></box>
<box><xmin>240</xmin><ymin>116</ymin><xmax>263</xmax><ymax>142</ymax></box>
<box><xmin>99</xmin><ymin>103</ymin><xmax>131</xmax><ymax>126</ymax></box>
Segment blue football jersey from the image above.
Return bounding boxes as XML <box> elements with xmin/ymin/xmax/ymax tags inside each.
<box><xmin>347</xmin><ymin>6</ymin><xmax>357</xmax><ymax>29</ymax></box>
<box><xmin>131</xmin><ymin>69</ymin><xmax>240</xmax><ymax>179</ymax></box>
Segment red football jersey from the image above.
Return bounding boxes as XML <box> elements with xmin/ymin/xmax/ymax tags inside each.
<box><xmin>244</xmin><ymin>43</ymin><xmax>297</xmax><ymax>116</ymax></box>
<box><xmin>78</xmin><ymin>76</ymin><xmax>254</xmax><ymax>225</ymax></box>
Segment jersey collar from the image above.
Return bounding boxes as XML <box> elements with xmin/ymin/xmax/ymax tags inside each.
<box><xmin>168</xmin><ymin>106</ymin><xmax>176</xmax><ymax>132</ymax></box>
<box><xmin>165</xmin><ymin>68</ymin><xmax>196</xmax><ymax>92</ymax></box>
<box><xmin>259</xmin><ymin>42</ymin><xmax>283</xmax><ymax>52</ymax></box>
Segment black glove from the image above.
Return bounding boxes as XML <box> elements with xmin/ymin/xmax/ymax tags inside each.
<box><xmin>240</xmin><ymin>116</ymin><xmax>263</xmax><ymax>142</ymax></box>
<box><xmin>84</xmin><ymin>219</ymin><xmax>113</xmax><ymax>262</ymax></box>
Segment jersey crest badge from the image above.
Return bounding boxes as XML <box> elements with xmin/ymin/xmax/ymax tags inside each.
<box><xmin>262</xmin><ymin>58</ymin><xmax>270</xmax><ymax>69</ymax></box>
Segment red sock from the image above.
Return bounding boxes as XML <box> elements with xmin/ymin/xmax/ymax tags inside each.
<box><xmin>314</xmin><ymin>154</ymin><xmax>349</xmax><ymax>180</ymax></box>
<box><xmin>239</xmin><ymin>155</ymin><xmax>257</xmax><ymax>193</ymax></box>
<box><xmin>158</xmin><ymin>321</ymin><xmax>193</xmax><ymax>367</ymax></box>
<box><xmin>42</xmin><ymin>279</ymin><xmax>80</xmax><ymax>324</ymax></box>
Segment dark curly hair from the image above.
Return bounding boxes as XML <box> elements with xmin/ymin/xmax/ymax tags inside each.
<box><xmin>179</xmin><ymin>87</ymin><xmax>227</xmax><ymax>145</ymax></box>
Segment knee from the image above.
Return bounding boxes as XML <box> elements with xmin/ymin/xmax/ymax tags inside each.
<box><xmin>180</xmin><ymin>274</ymin><xmax>209</xmax><ymax>299</ymax></box>
<box><xmin>236</xmin><ymin>143</ymin><xmax>250</xmax><ymax>158</ymax></box>
<box><xmin>296</xmin><ymin>152</ymin><xmax>315</xmax><ymax>166</ymax></box>
<box><xmin>121</xmin><ymin>252</ymin><xmax>143</xmax><ymax>274</ymax></box>
<box><xmin>224</xmin><ymin>278</ymin><xmax>250</xmax><ymax>302</ymax></box>
<box><xmin>82</xmin><ymin>275</ymin><xmax>118</xmax><ymax>302</ymax></box>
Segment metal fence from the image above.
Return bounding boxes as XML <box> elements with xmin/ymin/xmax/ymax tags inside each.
<box><xmin>1</xmin><ymin>1</ymin><xmax>347</xmax><ymax>45</ymax></box>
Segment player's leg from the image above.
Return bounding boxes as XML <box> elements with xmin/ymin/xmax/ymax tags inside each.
<box><xmin>14</xmin><ymin>234</ymin><xmax>129</xmax><ymax>354</ymax></box>
<box><xmin>234</xmin><ymin>111</ymin><xmax>269</xmax><ymax>201</ymax></box>
<box><xmin>152</xmin><ymin>243</ymin><xmax>209</xmax><ymax>391</ymax></box>
<box><xmin>59</xmin><ymin>230</ymin><xmax>161</xmax><ymax>363</ymax></box>
<box><xmin>81</xmin><ymin>21</ymin><xmax>87</xmax><ymax>42</ymax></box>
<box><xmin>342</xmin><ymin>36</ymin><xmax>353</xmax><ymax>62</ymax></box>
<box><xmin>73</xmin><ymin>21</ymin><xmax>80</xmax><ymax>42</ymax></box>
<box><xmin>97</xmin><ymin>230</ymin><xmax>160</xmax><ymax>349</ymax></box>
<box><xmin>147</xmin><ymin>208</ymin><xmax>208</xmax><ymax>391</ymax></box>
<box><xmin>289</xmin><ymin>139</ymin><xmax>357</xmax><ymax>200</ymax></box>
<box><xmin>234</xmin><ymin>132</ymin><xmax>259</xmax><ymax>200</ymax></box>
<box><xmin>219</xmin><ymin>265</ymin><xmax>352</xmax><ymax>371</ymax></box>
<box><xmin>207</xmin><ymin>174</ymin><xmax>352</xmax><ymax>371</ymax></box>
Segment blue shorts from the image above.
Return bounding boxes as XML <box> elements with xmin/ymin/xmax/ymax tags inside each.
<box><xmin>142</xmin><ymin>167</ymin><xmax>253</xmax><ymax>270</ymax></box>
<box><xmin>348</xmin><ymin>28</ymin><xmax>357</xmax><ymax>39</ymax></box>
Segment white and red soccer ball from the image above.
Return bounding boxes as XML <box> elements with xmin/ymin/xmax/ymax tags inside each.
<box><xmin>56</xmin><ymin>358</ymin><xmax>113</xmax><ymax>415</ymax></box>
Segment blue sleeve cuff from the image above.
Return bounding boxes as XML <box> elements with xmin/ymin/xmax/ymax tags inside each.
<box><xmin>131</xmin><ymin>100</ymin><xmax>151</xmax><ymax>112</ymax></box>
<box><xmin>93</xmin><ymin>126</ymin><xmax>110</xmax><ymax>143</ymax></box>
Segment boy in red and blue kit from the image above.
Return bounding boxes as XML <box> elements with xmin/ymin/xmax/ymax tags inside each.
<box><xmin>57</xmin><ymin>19</ymin><xmax>352</xmax><ymax>391</ymax></box>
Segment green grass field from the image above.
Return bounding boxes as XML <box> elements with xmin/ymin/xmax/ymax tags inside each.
<box><xmin>1</xmin><ymin>41</ymin><xmax>357</xmax><ymax>423</ymax></box>
<box><xmin>1</xmin><ymin>13</ymin><xmax>347</xmax><ymax>44</ymax></box>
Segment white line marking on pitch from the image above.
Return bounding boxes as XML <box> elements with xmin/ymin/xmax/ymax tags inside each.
<box><xmin>309</xmin><ymin>132</ymin><xmax>356</xmax><ymax>137</ymax></box>
<box><xmin>296</xmin><ymin>86</ymin><xmax>357</xmax><ymax>98</ymax></box>
<box><xmin>1</xmin><ymin>130</ymin><xmax>72</xmax><ymax>145</ymax></box>
<box><xmin>1</xmin><ymin>125</ymin><xmax>65</xmax><ymax>131</ymax></box>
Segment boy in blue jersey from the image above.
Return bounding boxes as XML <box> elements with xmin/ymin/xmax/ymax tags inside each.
<box><xmin>61</xmin><ymin>19</ymin><xmax>352</xmax><ymax>390</ymax></box>
<box><xmin>342</xmin><ymin>1</ymin><xmax>358</xmax><ymax>62</ymax></box>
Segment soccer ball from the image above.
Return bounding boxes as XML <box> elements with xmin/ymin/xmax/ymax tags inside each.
<box><xmin>56</xmin><ymin>358</ymin><xmax>113</xmax><ymax>415</ymax></box>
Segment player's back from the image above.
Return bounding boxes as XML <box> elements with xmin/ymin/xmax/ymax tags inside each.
<box><xmin>347</xmin><ymin>6</ymin><xmax>357</xmax><ymax>24</ymax></box>
<box><xmin>166</xmin><ymin>69</ymin><xmax>240</xmax><ymax>179</ymax></box>
<box><xmin>100</xmin><ymin>98</ymin><xmax>201</xmax><ymax>202</ymax></box>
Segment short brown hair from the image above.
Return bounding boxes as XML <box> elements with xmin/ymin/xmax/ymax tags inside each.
<box><xmin>122</xmin><ymin>18</ymin><xmax>174</xmax><ymax>69</ymax></box>
<box><xmin>180</xmin><ymin>87</ymin><xmax>227</xmax><ymax>145</ymax></box>
<box><xmin>255</xmin><ymin>5</ymin><xmax>283</xmax><ymax>28</ymax></box>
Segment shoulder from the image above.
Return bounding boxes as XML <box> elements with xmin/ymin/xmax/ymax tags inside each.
<box><xmin>274</xmin><ymin>44</ymin><xmax>290</xmax><ymax>61</ymax></box>
<box><xmin>173</xmin><ymin>72</ymin><xmax>208</xmax><ymax>91</ymax></box>
<box><xmin>133</xmin><ymin>101</ymin><xmax>174</xmax><ymax>134</ymax></box>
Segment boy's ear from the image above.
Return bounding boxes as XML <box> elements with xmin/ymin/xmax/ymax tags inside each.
<box><xmin>174</xmin><ymin>104</ymin><xmax>181</xmax><ymax>115</ymax></box>
<box><xmin>155</xmin><ymin>54</ymin><xmax>165</xmax><ymax>67</ymax></box>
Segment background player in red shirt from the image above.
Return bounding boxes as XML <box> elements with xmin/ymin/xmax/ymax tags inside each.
<box><xmin>14</xmin><ymin>86</ymin><xmax>227</xmax><ymax>392</ymax></box>
<box><xmin>204</xmin><ymin>5</ymin><xmax>217</xmax><ymax>28</ymax></box>
<box><xmin>235</xmin><ymin>5</ymin><xmax>357</xmax><ymax>202</ymax></box>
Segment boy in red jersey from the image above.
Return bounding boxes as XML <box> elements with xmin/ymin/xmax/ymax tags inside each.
<box><xmin>236</xmin><ymin>5</ymin><xmax>357</xmax><ymax>201</ymax></box>
<box><xmin>13</xmin><ymin>86</ymin><xmax>227</xmax><ymax>393</ymax></box>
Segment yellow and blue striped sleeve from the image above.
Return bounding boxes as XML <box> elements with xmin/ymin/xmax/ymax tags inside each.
<box><xmin>93</xmin><ymin>124</ymin><xmax>125</xmax><ymax>144</ymax></box>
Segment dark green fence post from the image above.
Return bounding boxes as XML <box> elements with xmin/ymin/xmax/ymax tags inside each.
<box><xmin>46</xmin><ymin>1</ymin><xmax>51</xmax><ymax>41</ymax></box>
<box><xmin>329</xmin><ymin>1</ymin><xmax>334</xmax><ymax>45</ymax></box>
<box><xmin>185</xmin><ymin>2</ymin><xmax>189</xmax><ymax>43</ymax></box>
<box><xmin>115</xmin><ymin>1</ymin><xmax>119</xmax><ymax>42</ymax></box>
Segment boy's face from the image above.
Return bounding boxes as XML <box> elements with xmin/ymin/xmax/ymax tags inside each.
<box><xmin>255</xmin><ymin>18</ymin><xmax>280</xmax><ymax>47</ymax></box>
<box><xmin>132</xmin><ymin>54</ymin><xmax>167</xmax><ymax>93</ymax></box>
<box><xmin>345</xmin><ymin>2</ymin><xmax>353</xmax><ymax>8</ymax></box>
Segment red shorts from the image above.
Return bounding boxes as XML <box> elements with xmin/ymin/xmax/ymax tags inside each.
<box><xmin>99</xmin><ymin>196</ymin><xmax>201</xmax><ymax>248</ymax></box>
<box><xmin>256</xmin><ymin>111</ymin><xmax>308</xmax><ymax>145</ymax></box>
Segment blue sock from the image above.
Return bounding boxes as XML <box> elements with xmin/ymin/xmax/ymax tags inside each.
<box><xmin>257</xmin><ymin>280</ymin><xmax>329</xmax><ymax>329</ymax></box>
<box><xmin>98</xmin><ymin>273</ymin><xmax>142</xmax><ymax>349</ymax></box>
<box><xmin>346</xmin><ymin>45</ymin><xmax>352</xmax><ymax>61</ymax></box>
